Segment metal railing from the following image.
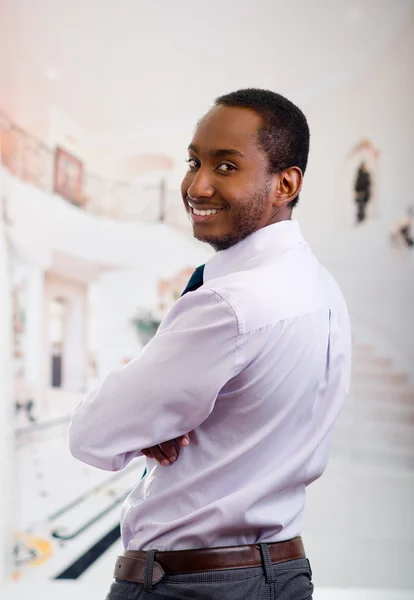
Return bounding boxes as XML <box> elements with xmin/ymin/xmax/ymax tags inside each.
<box><xmin>0</xmin><ymin>113</ymin><xmax>53</xmax><ymax>192</ymax></box>
<box><xmin>15</xmin><ymin>414</ymin><xmax>71</xmax><ymax>438</ymax></box>
<box><xmin>0</xmin><ymin>111</ymin><xmax>188</xmax><ymax>230</ymax></box>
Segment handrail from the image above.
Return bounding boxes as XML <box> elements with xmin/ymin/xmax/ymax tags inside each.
<box><xmin>15</xmin><ymin>414</ymin><xmax>71</xmax><ymax>437</ymax></box>
<box><xmin>50</xmin><ymin>493</ymin><xmax>130</xmax><ymax>541</ymax></box>
<box><xmin>49</xmin><ymin>461</ymin><xmax>146</xmax><ymax>541</ymax></box>
<box><xmin>48</xmin><ymin>466</ymin><xmax>139</xmax><ymax>522</ymax></box>
<box><xmin>0</xmin><ymin>111</ymin><xmax>187</xmax><ymax>229</ymax></box>
<box><xmin>0</xmin><ymin>110</ymin><xmax>51</xmax><ymax>152</ymax></box>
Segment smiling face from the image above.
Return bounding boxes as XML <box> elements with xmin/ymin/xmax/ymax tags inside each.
<box><xmin>181</xmin><ymin>105</ymin><xmax>287</xmax><ymax>251</ymax></box>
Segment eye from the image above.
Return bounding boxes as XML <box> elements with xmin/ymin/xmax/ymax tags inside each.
<box><xmin>186</xmin><ymin>158</ymin><xmax>199</xmax><ymax>170</ymax></box>
<box><xmin>217</xmin><ymin>163</ymin><xmax>236</xmax><ymax>173</ymax></box>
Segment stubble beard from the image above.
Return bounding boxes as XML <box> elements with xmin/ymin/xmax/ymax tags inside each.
<box><xmin>194</xmin><ymin>180</ymin><xmax>272</xmax><ymax>252</ymax></box>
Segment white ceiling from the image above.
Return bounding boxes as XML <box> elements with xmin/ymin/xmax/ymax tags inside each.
<box><xmin>1</xmin><ymin>0</ymin><xmax>413</xmax><ymax>172</ymax></box>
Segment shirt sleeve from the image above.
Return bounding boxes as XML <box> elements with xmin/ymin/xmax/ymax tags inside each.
<box><xmin>68</xmin><ymin>288</ymin><xmax>239</xmax><ymax>471</ymax></box>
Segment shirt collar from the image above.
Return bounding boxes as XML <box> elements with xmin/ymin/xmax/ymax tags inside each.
<box><xmin>203</xmin><ymin>219</ymin><xmax>306</xmax><ymax>283</ymax></box>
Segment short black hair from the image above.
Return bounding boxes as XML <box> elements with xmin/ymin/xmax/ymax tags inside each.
<box><xmin>215</xmin><ymin>88</ymin><xmax>310</xmax><ymax>208</ymax></box>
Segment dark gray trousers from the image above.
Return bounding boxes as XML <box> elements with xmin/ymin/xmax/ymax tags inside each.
<box><xmin>105</xmin><ymin>544</ymin><xmax>313</xmax><ymax>599</ymax></box>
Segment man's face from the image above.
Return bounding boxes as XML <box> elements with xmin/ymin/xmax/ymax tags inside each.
<box><xmin>181</xmin><ymin>105</ymin><xmax>278</xmax><ymax>251</ymax></box>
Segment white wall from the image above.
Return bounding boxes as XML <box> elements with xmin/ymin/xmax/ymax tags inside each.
<box><xmin>95</xmin><ymin>269</ymin><xmax>147</xmax><ymax>378</ymax></box>
<box><xmin>297</xmin><ymin>15</ymin><xmax>414</xmax><ymax>378</ymax></box>
<box><xmin>298</xmin><ymin>18</ymin><xmax>414</xmax><ymax>589</ymax></box>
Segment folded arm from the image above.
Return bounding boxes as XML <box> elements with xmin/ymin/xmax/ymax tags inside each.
<box><xmin>68</xmin><ymin>289</ymin><xmax>239</xmax><ymax>471</ymax></box>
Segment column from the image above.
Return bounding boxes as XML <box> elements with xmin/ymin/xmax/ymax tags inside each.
<box><xmin>0</xmin><ymin>222</ymin><xmax>16</xmax><ymax>585</ymax></box>
<box><xmin>63</xmin><ymin>285</ymin><xmax>87</xmax><ymax>393</ymax></box>
<box><xmin>24</xmin><ymin>266</ymin><xmax>45</xmax><ymax>388</ymax></box>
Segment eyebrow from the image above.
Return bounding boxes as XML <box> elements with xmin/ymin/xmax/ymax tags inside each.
<box><xmin>188</xmin><ymin>143</ymin><xmax>246</xmax><ymax>159</ymax></box>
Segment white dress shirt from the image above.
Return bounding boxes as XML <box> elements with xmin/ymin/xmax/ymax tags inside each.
<box><xmin>69</xmin><ymin>219</ymin><xmax>351</xmax><ymax>551</ymax></box>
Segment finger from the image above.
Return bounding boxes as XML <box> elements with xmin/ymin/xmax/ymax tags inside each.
<box><xmin>159</xmin><ymin>441</ymin><xmax>178</xmax><ymax>463</ymax></box>
<box><xmin>141</xmin><ymin>448</ymin><xmax>153</xmax><ymax>459</ymax></box>
<box><xmin>149</xmin><ymin>445</ymin><xmax>171</xmax><ymax>466</ymax></box>
<box><xmin>174</xmin><ymin>433</ymin><xmax>190</xmax><ymax>447</ymax></box>
<box><xmin>178</xmin><ymin>434</ymin><xmax>190</xmax><ymax>447</ymax></box>
<box><xmin>174</xmin><ymin>434</ymin><xmax>190</xmax><ymax>447</ymax></box>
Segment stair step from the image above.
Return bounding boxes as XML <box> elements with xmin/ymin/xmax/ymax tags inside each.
<box><xmin>347</xmin><ymin>397</ymin><xmax>414</xmax><ymax>413</ymax></box>
<box><xmin>352</xmin><ymin>371</ymin><xmax>409</xmax><ymax>384</ymax></box>
<box><xmin>349</xmin><ymin>385</ymin><xmax>414</xmax><ymax>399</ymax></box>
<box><xmin>330</xmin><ymin>444</ymin><xmax>414</xmax><ymax>470</ymax></box>
<box><xmin>353</xmin><ymin>343</ymin><xmax>375</xmax><ymax>355</ymax></box>
<box><xmin>333</xmin><ymin>435</ymin><xmax>414</xmax><ymax>456</ymax></box>
<box><xmin>351</xmin><ymin>361</ymin><xmax>394</xmax><ymax>374</ymax></box>
<box><xmin>333</xmin><ymin>420</ymin><xmax>414</xmax><ymax>448</ymax></box>
<box><xmin>352</xmin><ymin>351</ymin><xmax>393</xmax><ymax>364</ymax></box>
<box><xmin>345</xmin><ymin>396</ymin><xmax>414</xmax><ymax>411</ymax></box>
<box><xmin>340</xmin><ymin>403</ymin><xmax>414</xmax><ymax>424</ymax></box>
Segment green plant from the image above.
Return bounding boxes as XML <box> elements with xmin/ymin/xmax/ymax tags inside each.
<box><xmin>131</xmin><ymin>310</ymin><xmax>161</xmax><ymax>346</ymax></box>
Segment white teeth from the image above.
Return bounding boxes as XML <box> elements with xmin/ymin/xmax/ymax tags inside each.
<box><xmin>193</xmin><ymin>208</ymin><xmax>221</xmax><ymax>216</ymax></box>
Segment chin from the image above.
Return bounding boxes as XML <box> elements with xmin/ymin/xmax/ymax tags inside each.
<box><xmin>193</xmin><ymin>231</ymin><xmax>237</xmax><ymax>252</ymax></box>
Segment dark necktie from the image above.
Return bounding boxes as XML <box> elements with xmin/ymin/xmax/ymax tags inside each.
<box><xmin>181</xmin><ymin>264</ymin><xmax>205</xmax><ymax>296</ymax></box>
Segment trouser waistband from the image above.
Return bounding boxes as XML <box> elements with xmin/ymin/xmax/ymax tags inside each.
<box><xmin>114</xmin><ymin>536</ymin><xmax>306</xmax><ymax>590</ymax></box>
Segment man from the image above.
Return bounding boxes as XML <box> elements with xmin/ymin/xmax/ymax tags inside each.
<box><xmin>69</xmin><ymin>89</ymin><xmax>351</xmax><ymax>599</ymax></box>
<box><xmin>354</xmin><ymin>161</ymin><xmax>371</xmax><ymax>223</ymax></box>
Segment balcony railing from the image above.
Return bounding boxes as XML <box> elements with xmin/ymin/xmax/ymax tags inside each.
<box><xmin>0</xmin><ymin>111</ymin><xmax>188</xmax><ymax>230</ymax></box>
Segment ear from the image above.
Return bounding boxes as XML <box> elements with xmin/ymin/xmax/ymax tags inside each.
<box><xmin>273</xmin><ymin>167</ymin><xmax>303</xmax><ymax>207</ymax></box>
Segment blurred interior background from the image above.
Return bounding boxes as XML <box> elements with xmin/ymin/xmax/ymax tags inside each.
<box><xmin>0</xmin><ymin>1</ymin><xmax>413</xmax><ymax>598</ymax></box>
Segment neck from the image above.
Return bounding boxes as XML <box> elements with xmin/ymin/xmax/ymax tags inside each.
<box><xmin>265</xmin><ymin>207</ymin><xmax>293</xmax><ymax>227</ymax></box>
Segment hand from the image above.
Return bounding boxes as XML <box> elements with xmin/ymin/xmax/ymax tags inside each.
<box><xmin>141</xmin><ymin>434</ymin><xmax>190</xmax><ymax>466</ymax></box>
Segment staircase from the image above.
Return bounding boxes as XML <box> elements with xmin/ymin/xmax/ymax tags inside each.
<box><xmin>304</xmin><ymin>340</ymin><xmax>414</xmax><ymax>590</ymax></box>
<box><xmin>332</xmin><ymin>341</ymin><xmax>414</xmax><ymax>471</ymax></box>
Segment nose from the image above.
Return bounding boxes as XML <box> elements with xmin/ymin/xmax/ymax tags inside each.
<box><xmin>186</xmin><ymin>168</ymin><xmax>214</xmax><ymax>200</ymax></box>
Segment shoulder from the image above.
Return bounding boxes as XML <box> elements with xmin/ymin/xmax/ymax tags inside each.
<box><xmin>159</xmin><ymin>287</ymin><xmax>241</xmax><ymax>335</ymax></box>
<box><xmin>203</xmin><ymin>246</ymin><xmax>349</xmax><ymax>335</ymax></box>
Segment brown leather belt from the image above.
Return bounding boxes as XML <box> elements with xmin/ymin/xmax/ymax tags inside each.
<box><xmin>114</xmin><ymin>537</ymin><xmax>305</xmax><ymax>585</ymax></box>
